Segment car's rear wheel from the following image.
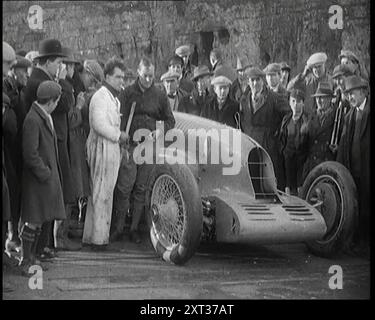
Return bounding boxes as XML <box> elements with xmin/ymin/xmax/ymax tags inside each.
<box><xmin>300</xmin><ymin>161</ymin><xmax>358</xmax><ymax>258</ymax></box>
<box><xmin>146</xmin><ymin>164</ymin><xmax>202</xmax><ymax>265</ymax></box>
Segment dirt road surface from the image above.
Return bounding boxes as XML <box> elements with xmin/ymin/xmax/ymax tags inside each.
<box><xmin>3</xmin><ymin>237</ymin><xmax>369</xmax><ymax>300</ymax></box>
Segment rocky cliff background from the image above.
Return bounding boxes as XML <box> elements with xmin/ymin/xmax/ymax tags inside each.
<box><xmin>3</xmin><ymin>0</ymin><xmax>370</xmax><ymax>78</ymax></box>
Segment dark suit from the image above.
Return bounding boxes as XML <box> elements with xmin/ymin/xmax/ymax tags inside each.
<box><xmin>337</xmin><ymin>97</ymin><xmax>370</xmax><ymax>242</ymax></box>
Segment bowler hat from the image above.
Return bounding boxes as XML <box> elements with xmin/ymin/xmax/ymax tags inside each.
<box><xmin>160</xmin><ymin>70</ymin><xmax>180</xmax><ymax>82</ymax></box>
<box><xmin>62</xmin><ymin>47</ymin><xmax>79</xmax><ymax>64</ymax></box>
<box><xmin>211</xmin><ymin>75</ymin><xmax>232</xmax><ymax>87</ymax></box>
<box><xmin>247</xmin><ymin>67</ymin><xmax>266</xmax><ymax>79</ymax></box>
<box><xmin>280</xmin><ymin>61</ymin><xmax>291</xmax><ymax>72</ymax></box>
<box><xmin>344</xmin><ymin>75</ymin><xmax>368</xmax><ymax>93</ymax></box>
<box><xmin>191</xmin><ymin>65</ymin><xmax>212</xmax><ymax>81</ymax></box>
<box><xmin>3</xmin><ymin>41</ymin><xmax>16</xmax><ymax>63</ymax></box>
<box><xmin>338</xmin><ymin>50</ymin><xmax>359</xmax><ymax>64</ymax></box>
<box><xmin>306</xmin><ymin>52</ymin><xmax>327</xmax><ymax>68</ymax></box>
<box><xmin>12</xmin><ymin>56</ymin><xmax>32</xmax><ymax>69</ymax></box>
<box><xmin>35</xmin><ymin>39</ymin><xmax>66</xmax><ymax>59</ymax></box>
<box><xmin>175</xmin><ymin>45</ymin><xmax>191</xmax><ymax>57</ymax></box>
<box><xmin>37</xmin><ymin>81</ymin><xmax>62</xmax><ymax>100</ymax></box>
<box><xmin>236</xmin><ymin>56</ymin><xmax>251</xmax><ymax>71</ymax></box>
<box><xmin>311</xmin><ymin>82</ymin><xmax>334</xmax><ymax>97</ymax></box>
<box><xmin>263</xmin><ymin>63</ymin><xmax>281</xmax><ymax>75</ymax></box>
<box><xmin>332</xmin><ymin>64</ymin><xmax>355</xmax><ymax>79</ymax></box>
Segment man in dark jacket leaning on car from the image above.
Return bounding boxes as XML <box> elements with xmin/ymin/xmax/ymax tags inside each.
<box><xmin>112</xmin><ymin>57</ymin><xmax>175</xmax><ymax>243</ymax></box>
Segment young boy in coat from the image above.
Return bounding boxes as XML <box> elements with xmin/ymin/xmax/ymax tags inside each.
<box><xmin>19</xmin><ymin>81</ymin><xmax>66</xmax><ymax>275</ymax></box>
<box><xmin>279</xmin><ymin>88</ymin><xmax>309</xmax><ymax>195</ymax></box>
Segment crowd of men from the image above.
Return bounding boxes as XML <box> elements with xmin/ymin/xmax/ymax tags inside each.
<box><xmin>2</xmin><ymin>37</ymin><xmax>370</xmax><ymax>276</ymax></box>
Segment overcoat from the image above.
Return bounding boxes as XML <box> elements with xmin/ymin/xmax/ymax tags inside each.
<box><xmin>337</xmin><ymin>97</ymin><xmax>370</xmax><ymax>234</ymax></box>
<box><xmin>21</xmin><ymin>103</ymin><xmax>66</xmax><ymax>224</ymax></box>
<box><xmin>302</xmin><ymin>108</ymin><xmax>336</xmax><ymax>180</ymax></box>
<box><xmin>239</xmin><ymin>87</ymin><xmax>288</xmax><ymax>189</ymax></box>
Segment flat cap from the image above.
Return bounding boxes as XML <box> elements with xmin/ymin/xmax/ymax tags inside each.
<box><xmin>84</xmin><ymin>60</ymin><xmax>104</xmax><ymax>83</ymax></box>
<box><xmin>344</xmin><ymin>75</ymin><xmax>368</xmax><ymax>93</ymax></box>
<box><xmin>12</xmin><ymin>55</ymin><xmax>32</xmax><ymax>69</ymax></box>
<box><xmin>175</xmin><ymin>45</ymin><xmax>191</xmax><ymax>57</ymax></box>
<box><xmin>263</xmin><ymin>63</ymin><xmax>281</xmax><ymax>75</ymax></box>
<box><xmin>338</xmin><ymin>50</ymin><xmax>359</xmax><ymax>64</ymax></box>
<box><xmin>332</xmin><ymin>64</ymin><xmax>355</xmax><ymax>79</ymax></box>
<box><xmin>192</xmin><ymin>65</ymin><xmax>212</xmax><ymax>81</ymax></box>
<box><xmin>168</xmin><ymin>55</ymin><xmax>184</xmax><ymax>67</ymax></box>
<box><xmin>211</xmin><ymin>75</ymin><xmax>232</xmax><ymax>87</ymax></box>
<box><xmin>37</xmin><ymin>81</ymin><xmax>62</xmax><ymax>100</ymax></box>
<box><xmin>279</xmin><ymin>61</ymin><xmax>291</xmax><ymax>71</ymax></box>
<box><xmin>160</xmin><ymin>70</ymin><xmax>180</xmax><ymax>82</ymax></box>
<box><xmin>236</xmin><ymin>56</ymin><xmax>251</xmax><ymax>71</ymax></box>
<box><xmin>25</xmin><ymin>51</ymin><xmax>39</xmax><ymax>62</ymax></box>
<box><xmin>306</xmin><ymin>52</ymin><xmax>327</xmax><ymax>67</ymax></box>
<box><xmin>3</xmin><ymin>41</ymin><xmax>16</xmax><ymax>63</ymax></box>
<box><xmin>289</xmin><ymin>88</ymin><xmax>305</xmax><ymax>101</ymax></box>
<box><xmin>3</xmin><ymin>93</ymin><xmax>10</xmax><ymax>106</ymax></box>
<box><xmin>311</xmin><ymin>81</ymin><xmax>334</xmax><ymax>97</ymax></box>
<box><xmin>247</xmin><ymin>67</ymin><xmax>266</xmax><ymax>79</ymax></box>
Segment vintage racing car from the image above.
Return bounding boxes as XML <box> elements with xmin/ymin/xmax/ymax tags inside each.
<box><xmin>140</xmin><ymin>112</ymin><xmax>358</xmax><ymax>265</ymax></box>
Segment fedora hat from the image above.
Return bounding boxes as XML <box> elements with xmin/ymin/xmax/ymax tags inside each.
<box><xmin>311</xmin><ymin>82</ymin><xmax>334</xmax><ymax>97</ymax></box>
<box><xmin>62</xmin><ymin>47</ymin><xmax>79</xmax><ymax>64</ymax></box>
<box><xmin>236</xmin><ymin>56</ymin><xmax>251</xmax><ymax>71</ymax></box>
<box><xmin>191</xmin><ymin>65</ymin><xmax>212</xmax><ymax>81</ymax></box>
<box><xmin>35</xmin><ymin>39</ymin><xmax>66</xmax><ymax>59</ymax></box>
<box><xmin>344</xmin><ymin>75</ymin><xmax>368</xmax><ymax>93</ymax></box>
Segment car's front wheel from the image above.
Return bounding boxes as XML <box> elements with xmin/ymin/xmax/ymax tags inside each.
<box><xmin>145</xmin><ymin>164</ymin><xmax>202</xmax><ymax>265</ymax></box>
<box><xmin>300</xmin><ymin>161</ymin><xmax>358</xmax><ymax>258</ymax></box>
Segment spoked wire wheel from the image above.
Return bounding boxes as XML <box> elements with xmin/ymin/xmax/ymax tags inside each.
<box><xmin>150</xmin><ymin>174</ymin><xmax>186</xmax><ymax>250</ymax></box>
<box><xmin>146</xmin><ymin>164</ymin><xmax>202</xmax><ymax>265</ymax></box>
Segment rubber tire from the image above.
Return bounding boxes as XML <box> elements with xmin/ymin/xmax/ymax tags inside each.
<box><xmin>145</xmin><ymin>164</ymin><xmax>202</xmax><ymax>265</ymax></box>
<box><xmin>300</xmin><ymin>161</ymin><xmax>358</xmax><ymax>258</ymax></box>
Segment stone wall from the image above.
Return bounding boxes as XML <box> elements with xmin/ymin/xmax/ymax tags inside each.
<box><xmin>3</xmin><ymin>0</ymin><xmax>370</xmax><ymax>79</ymax></box>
